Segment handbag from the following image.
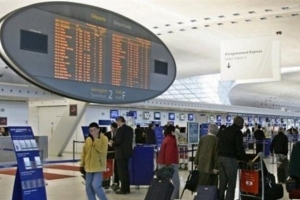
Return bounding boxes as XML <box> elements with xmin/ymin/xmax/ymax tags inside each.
<box><xmin>155</xmin><ymin>165</ymin><xmax>175</xmax><ymax>180</ymax></box>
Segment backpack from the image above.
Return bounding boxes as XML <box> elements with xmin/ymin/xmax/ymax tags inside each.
<box><xmin>180</xmin><ymin>170</ymin><xmax>199</xmax><ymax>199</ymax></box>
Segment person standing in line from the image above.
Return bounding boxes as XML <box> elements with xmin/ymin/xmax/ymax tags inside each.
<box><xmin>254</xmin><ymin>125</ymin><xmax>266</xmax><ymax>155</ymax></box>
<box><xmin>105</xmin><ymin>122</ymin><xmax>120</xmax><ymax>191</ymax></box>
<box><xmin>270</xmin><ymin>127</ymin><xmax>289</xmax><ymax>161</ymax></box>
<box><xmin>218</xmin><ymin>116</ymin><xmax>252</xmax><ymax>200</ymax></box>
<box><xmin>216</xmin><ymin>125</ymin><xmax>227</xmax><ymax>138</ymax></box>
<box><xmin>146</xmin><ymin>123</ymin><xmax>156</xmax><ymax>145</ymax></box>
<box><xmin>109</xmin><ymin>116</ymin><xmax>133</xmax><ymax>195</ymax></box>
<box><xmin>80</xmin><ymin>122</ymin><xmax>108</xmax><ymax>200</ymax></box>
<box><xmin>135</xmin><ymin>124</ymin><xmax>144</xmax><ymax>144</ymax></box>
<box><xmin>194</xmin><ymin>124</ymin><xmax>219</xmax><ymax>186</ymax></box>
<box><xmin>157</xmin><ymin>125</ymin><xmax>180</xmax><ymax>200</ymax></box>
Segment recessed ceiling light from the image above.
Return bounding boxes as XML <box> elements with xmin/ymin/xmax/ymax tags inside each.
<box><xmin>204</xmin><ymin>25</ymin><xmax>210</xmax><ymax>27</ymax></box>
<box><xmin>233</xmin><ymin>13</ymin><xmax>240</xmax><ymax>16</ymax></box>
<box><xmin>190</xmin><ymin>19</ymin><xmax>197</xmax><ymax>22</ymax></box>
<box><xmin>168</xmin><ymin>31</ymin><xmax>173</xmax><ymax>33</ymax></box>
<box><xmin>260</xmin><ymin>17</ymin><xmax>267</xmax><ymax>20</ymax></box>
<box><xmin>292</xmin><ymin>13</ymin><xmax>299</xmax><ymax>17</ymax></box>
<box><xmin>204</xmin><ymin>17</ymin><xmax>210</xmax><ymax>20</ymax></box>
<box><xmin>179</xmin><ymin>29</ymin><xmax>185</xmax><ymax>31</ymax></box>
<box><xmin>218</xmin><ymin>15</ymin><xmax>225</xmax><ymax>18</ymax></box>
<box><xmin>265</xmin><ymin>9</ymin><xmax>272</xmax><ymax>12</ymax></box>
<box><xmin>178</xmin><ymin>22</ymin><xmax>184</xmax><ymax>24</ymax></box>
<box><xmin>231</xmin><ymin>21</ymin><xmax>237</xmax><ymax>24</ymax></box>
<box><xmin>157</xmin><ymin>33</ymin><xmax>162</xmax><ymax>35</ymax></box>
<box><xmin>165</xmin><ymin>24</ymin><xmax>171</xmax><ymax>27</ymax></box>
<box><xmin>217</xmin><ymin>23</ymin><xmax>223</xmax><ymax>26</ymax></box>
<box><xmin>275</xmin><ymin>15</ymin><xmax>283</xmax><ymax>18</ymax></box>
<box><xmin>249</xmin><ymin>11</ymin><xmax>255</xmax><ymax>14</ymax></box>
<box><xmin>153</xmin><ymin>26</ymin><xmax>158</xmax><ymax>29</ymax></box>
<box><xmin>282</xmin><ymin>7</ymin><xmax>289</xmax><ymax>10</ymax></box>
<box><xmin>191</xmin><ymin>27</ymin><xmax>198</xmax><ymax>29</ymax></box>
<box><xmin>245</xmin><ymin>19</ymin><xmax>252</xmax><ymax>22</ymax></box>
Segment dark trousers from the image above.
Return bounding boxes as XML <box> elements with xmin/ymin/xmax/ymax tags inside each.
<box><xmin>218</xmin><ymin>156</ymin><xmax>238</xmax><ymax>200</ymax></box>
<box><xmin>256</xmin><ymin>143</ymin><xmax>264</xmax><ymax>155</ymax></box>
<box><xmin>116</xmin><ymin>158</ymin><xmax>130</xmax><ymax>193</ymax></box>
<box><xmin>114</xmin><ymin>159</ymin><xmax>120</xmax><ymax>185</ymax></box>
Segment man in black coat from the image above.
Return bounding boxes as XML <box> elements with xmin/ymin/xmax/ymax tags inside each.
<box><xmin>109</xmin><ymin>116</ymin><xmax>133</xmax><ymax>195</ymax></box>
<box><xmin>146</xmin><ymin>123</ymin><xmax>156</xmax><ymax>145</ymax></box>
<box><xmin>105</xmin><ymin>122</ymin><xmax>119</xmax><ymax>190</ymax></box>
<box><xmin>254</xmin><ymin>125</ymin><xmax>265</xmax><ymax>155</ymax></box>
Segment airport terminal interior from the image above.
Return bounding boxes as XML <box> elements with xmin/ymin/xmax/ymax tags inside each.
<box><xmin>1</xmin><ymin>0</ymin><xmax>300</xmax><ymax>199</ymax></box>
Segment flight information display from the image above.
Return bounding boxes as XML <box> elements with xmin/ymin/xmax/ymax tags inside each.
<box><xmin>0</xmin><ymin>2</ymin><xmax>176</xmax><ymax>104</ymax></box>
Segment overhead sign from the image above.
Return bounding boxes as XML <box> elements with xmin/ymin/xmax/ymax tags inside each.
<box><xmin>220</xmin><ymin>36</ymin><xmax>280</xmax><ymax>82</ymax></box>
<box><xmin>0</xmin><ymin>2</ymin><xmax>176</xmax><ymax>104</ymax></box>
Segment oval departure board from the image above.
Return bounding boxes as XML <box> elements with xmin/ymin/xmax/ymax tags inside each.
<box><xmin>0</xmin><ymin>2</ymin><xmax>176</xmax><ymax>104</ymax></box>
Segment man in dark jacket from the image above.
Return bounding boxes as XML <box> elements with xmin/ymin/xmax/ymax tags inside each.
<box><xmin>254</xmin><ymin>125</ymin><xmax>265</xmax><ymax>155</ymax></box>
<box><xmin>289</xmin><ymin>141</ymin><xmax>300</xmax><ymax>179</ymax></box>
<box><xmin>109</xmin><ymin>116</ymin><xmax>133</xmax><ymax>195</ymax></box>
<box><xmin>270</xmin><ymin>127</ymin><xmax>288</xmax><ymax>159</ymax></box>
<box><xmin>218</xmin><ymin>116</ymin><xmax>252</xmax><ymax>200</ymax></box>
<box><xmin>146</xmin><ymin>123</ymin><xmax>156</xmax><ymax>145</ymax></box>
<box><xmin>135</xmin><ymin>125</ymin><xmax>144</xmax><ymax>144</ymax></box>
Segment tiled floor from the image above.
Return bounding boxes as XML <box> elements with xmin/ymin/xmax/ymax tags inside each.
<box><xmin>0</xmin><ymin>157</ymin><xmax>291</xmax><ymax>200</ymax></box>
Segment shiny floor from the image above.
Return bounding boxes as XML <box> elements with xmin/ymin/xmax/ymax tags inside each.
<box><xmin>0</xmin><ymin>157</ymin><xmax>291</xmax><ymax>200</ymax></box>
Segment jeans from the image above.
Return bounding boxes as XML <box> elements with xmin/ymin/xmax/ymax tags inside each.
<box><xmin>158</xmin><ymin>164</ymin><xmax>180</xmax><ymax>200</ymax></box>
<box><xmin>218</xmin><ymin>157</ymin><xmax>238</xmax><ymax>200</ymax></box>
<box><xmin>86</xmin><ymin>172</ymin><xmax>108</xmax><ymax>200</ymax></box>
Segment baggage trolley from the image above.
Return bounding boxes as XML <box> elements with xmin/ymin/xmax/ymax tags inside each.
<box><xmin>102</xmin><ymin>151</ymin><xmax>114</xmax><ymax>189</ymax></box>
<box><xmin>238</xmin><ymin>153</ymin><xmax>265</xmax><ymax>200</ymax></box>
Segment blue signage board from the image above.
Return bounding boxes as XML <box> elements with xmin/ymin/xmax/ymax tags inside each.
<box><xmin>110</xmin><ymin>110</ymin><xmax>119</xmax><ymax>119</ymax></box>
<box><xmin>154</xmin><ymin>112</ymin><xmax>161</xmax><ymax>120</ymax></box>
<box><xmin>216</xmin><ymin>115</ymin><xmax>222</xmax><ymax>122</ymax></box>
<box><xmin>154</xmin><ymin>126</ymin><xmax>164</xmax><ymax>149</ymax></box>
<box><xmin>8</xmin><ymin>127</ymin><xmax>47</xmax><ymax>200</ymax></box>
<box><xmin>226</xmin><ymin>116</ymin><xmax>231</xmax><ymax>122</ymax></box>
<box><xmin>168</xmin><ymin>113</ymin><xmax>175</xmax><ymax>121</ymax></box>
<box><xmin>275</xmin><ymin>118</ymin><xmax>280</xmax><ymax>124</ymax></box>
<box><xmin>98</xmin><ymin>120</ymin><xmax>113</xmax><ymax>126</ymax></box>
<box><xmin>126</xmin><ymin>111</ymin><xmax>137</xmax><ymax>119</ymax></box>
<box><xmin>248</xmin><ymin>116</ymin><xmax>253</xmax><ymax>123</ymax></box>
<box><xmin>81</xmin><ymin>126</ymin><xmax>90</xmax><ymax>140</ymax></box>
<box><xmin>187</xmin><ymin>122</ymin><xmax>199</xmax><ymax>144</ymax></box>
<box><xmin>188</xmin><ymin>114</ymin><xmax>194</xmax><ymax>121</ymax></box>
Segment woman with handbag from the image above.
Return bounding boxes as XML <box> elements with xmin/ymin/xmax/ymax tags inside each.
<box><xmin>157</xmin><ymin>125</ymin><xmax>180</xmax><ymax>200</ymax></box>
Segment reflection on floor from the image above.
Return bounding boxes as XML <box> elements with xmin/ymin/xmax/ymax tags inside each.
<box><xmin>0</xmin><ymin>157</ymin><xmax>291</xmax><ymax>200</ymax></box>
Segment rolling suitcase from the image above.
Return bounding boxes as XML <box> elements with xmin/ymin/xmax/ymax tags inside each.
<box><xmin>194</xmin><ymin>186</ymin><xmax>217</xmax><ymax>200</ymax></box>
<box><xmin>277</xmin><ymin>157</ymin><xmax>289</xmax><ymax>183</ymax></box>
<box><xmin>241</xmin><ymin>184</ymin><xmax>283</xmax><ymax>200</ymax></box>
<box><xmin>145</xmin><ymin>178</ymin><xmax>174</xmax><ymax>200</ymax></box>
<box><xmin>102</xmin><ymin>159</ymin><xmax>113</xmax><ymax>189</ymax></box>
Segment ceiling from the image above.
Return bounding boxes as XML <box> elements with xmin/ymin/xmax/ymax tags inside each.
<box><xmin>1</xmin><ymin>0</ymin><xmax>300</xmax><ymax>112</ymax></box>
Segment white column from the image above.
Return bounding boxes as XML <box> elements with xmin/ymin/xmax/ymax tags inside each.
<box><xmin>48</xmin><ymin>100</ymin><xmax>89</xmax><ymax>156</ymax></box>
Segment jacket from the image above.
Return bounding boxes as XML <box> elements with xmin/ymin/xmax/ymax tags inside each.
<box><xmin>113</xmin><ymin>124</ymin><xmax>134</xmax><ymax>160</ymax></box>
<box><xmin>289</xmin><ymin>142</ymin><xmax>300</xmax><ymax>179</ymax></box>
<box><xmin>105</xmin><ymin>131</ymin><xmax>116</xmax><ymax>152</ymax></box>
<box><xmin>157</xmin><ymin>134</ymin><xmax>179</xmax><ymax>165</ymax></box>
<box><xmin>146</xmin><ymin>128</ymin><xmax>156</xmax><ymax>145</ymax></box>
<box><xmin>270</xmin><ymin>132</ymin><xmax>288</xmax><ymax>155</ymax></box>
<box><xmin>254</xmin><ymin>130</ymin><xmax>265</xmax><ymax>141</ymax></box>
<box><xmin>194</xmin><ymin>134</ymin><xmax>219</xmax><ymax>174</ymax></box>
<box><xmin>218</xmin><ymin>124</ymin><xmax>248</xmax><ymax>162</ymax></box>
<box><xmin>135</xmin><ymin>128</ymin><xmax>144</xmax><ymax>144</ymax></box>
<box><xmin>80</xmin><ymin>134</ymin><xmax>108</xmax><ymax>172</ymax></box>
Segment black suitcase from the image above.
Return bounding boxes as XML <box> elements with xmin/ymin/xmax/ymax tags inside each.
<box><xmin>145</xmin><ymin>178</ymin><xmax>174</xmax><ymax>200</ymax></box>
<box><xmin>241</xmin><ymin>183</ymin><xmax>283</xmax><ymax>200</ymax></box>
<box><xmin>277</xmin><ymin>158</ymin><xmax>289</xmax><ymax>183</ymax></box>
<box><xmin>194</xmin><ymin>186</ymin><xmax>218</xmax><ymax>200</ymax></box>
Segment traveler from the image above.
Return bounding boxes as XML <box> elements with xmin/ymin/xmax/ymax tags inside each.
<box><xmin>135</xmin><ymin>124</ymin><xmax>144</xmax><ymax>144</ymax></box>
<box><xmin>105</xmin><ymin>122</ymin><xmax>120</xmax><ymax>191</ymax></box>
<box><xmin>194</xmin><ymin>124</ymin><xmax>219</xmax><ymax>186</ymax></box>
<box><xmin>289</xmin><ymin>141</ymin><xmax>300</xmax><ymax>180</ymax></box>
<box><xmin>270</xmin><ymin>127</ymin><xmax>288</xmax><ymax>161</ymax></box>
<box><xmin>146</xmin><ymin>123</ymin><xmax>156</xmax><ymax>145</ymax></box>
<box><xmin>243</xmin><ymin>125</ymin><xmax>251</xmax><ymax>140</ymax></box>
<box><xmin>254</xmin><ymin>125</ymin><xmax>265</xmax><ymax>155</ymax></box>
<box><xmin>218</xmin><ymin>116</ymin><xmax>252</xmax><ymax>200</ymax></box>
<box><xmin>109</xmin><ymin>116</ymin><xmax>133</xmax><ymax>195</ymax></box>
<box><xmin>157</xmin><ymin>125</ymin><xmax>180</xmax><ymax>200</ymax></box>
<box><xmin>216</xmin><ymin>125</ymin><xmax>226</xmax><ymax>138</ymax></box>
<box><xmin>80</xmin><ymin>122</ymin><xmax>108</xmax><ymax>200</ymax></box>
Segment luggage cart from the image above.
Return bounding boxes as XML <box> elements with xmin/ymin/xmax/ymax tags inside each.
<box><xmin>238</xmin><ymin>153</ymin><xmax>265</xmax><ymax>200</ymax></box>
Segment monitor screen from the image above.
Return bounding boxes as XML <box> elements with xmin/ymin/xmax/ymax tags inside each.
<box><xmin>20</xmin><ymin>30</ymin><xmax>48</xmax><ymax>53</ymax></box>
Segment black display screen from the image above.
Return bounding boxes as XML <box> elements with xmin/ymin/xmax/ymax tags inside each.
<box><xmin>154</xmin><ymin>60</ymin><xmax>168</xmax><ymax>75</ymax></box>
<box><xmin>20</xmin><ymin>30</ymin><xmax>48</xmax><ymax>53</ymax></box>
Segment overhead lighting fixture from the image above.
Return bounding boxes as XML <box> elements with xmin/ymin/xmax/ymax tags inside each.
<box><xmin>190</xmin><ymin>19</ymin><xmax>197</xmax><ymax>22</ymax></box>
<box><xmin>231</xmin><ymin>21</ymin><xmax>237</xmax><ymax>24</ymax></box>
<box><xmin>179</xmin><ymin>29</ymin><xmax>185</xmax><ymax>31</ymax></box>
<box><xmin>265</xmin><ymin>9</ymin><xmax>272</xmax><ymax>12</ymax></box>
<box><xmin>204</xmin><ymin>25</ymin><xmax>210</xmax><ymax>27</ymax></box>
<box><xmin>249</xmin><ymin>11</ymin><xmax>255</xmax><ymax>14</ymax></box>
<box><xmin>275</xmin><ymin>15</ymin><xmax>283</xmax><ymax>18</ymax></box>
<box><xmin>167</xmin><ymin>31</ymin><xmax>173</xmax><ymax>33</ymax></box>
<box><xmin>178</xmin><ymin>22</ymin><xmax>184</xmax><ymax>24</ymax></box>
<box><xmin>204</xmin><ymin>17</ymin><xmax>210</xmax><ymax>20</ymax></box>
<box><xmin>157</xmin><ymin>33</ymin><xmax>162</xmax><ymax>35</ymax></box>
<box><xmin>260</xmin><ymin>17</ymin><xmax>267</xmax><ymax>20</ymax></box>
<box><xmin>191</xmin><ymin>27</ymin><xmax>198</xmax><ymax>29</ymax></box>
<box><xmin>245</xmin><ymin>19</ymin><xmax>252</xmax><ymax>22</ymax></box>
<box><xmin>217</xmin><ymin>23</ymin><xmax>223</xmax><ymax>26</ymax></box>
<box><xmin>233</xmin><ymin>13</ymin><xmax>240</xmax><ymax>16</ymax></box>
<box><xmin>153</xmin><ymin>26</ymin><xmax>158</xmax><ymax>29</ymax></box>
<box><xmin>282</xmin><ymin>6</ymin><xmax>289</xmax><ymax>10</ymax></box>
<box><xmin>165</xmin><ymin>24</ymin><xmax>171</xmax><ymax>27</ymax></box>
<box><xmin>218</xmin><ymin>15</ymin><xmax>225</xmax><ymax>18</ymax></box>
<box><xmin>292</xmin><ymin>13</ymin><xmax>299</xmax><ymax>17</ymax></box>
